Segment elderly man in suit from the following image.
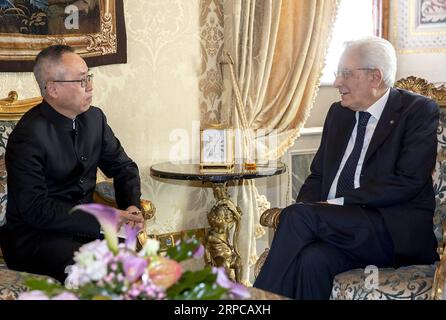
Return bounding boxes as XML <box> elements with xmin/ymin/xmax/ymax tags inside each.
<box><xmin>254</xmin><ymin>36</ymin><xmax>439</xmax><ymax>299</ymax></box>
<box><xmin>0</xmin><ymin>45</ymin><xmax>144</xmax><ymax>283</ymax></box>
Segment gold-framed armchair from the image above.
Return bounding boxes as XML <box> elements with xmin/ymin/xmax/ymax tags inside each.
<box><xmin>0</xmin><ymin>91</ymin><xmax>42</xmax><ymax>230</ymax></box>
<box><xmin>0</xmin><ymin>91</ymin><xmax>155</xmax><ymax>299</ymax></box>
<box><xmin>0</xmin><ymin>91</ymin><xmax>43</xmax><ymax>299</ymax></box>
<box><xmin>255</xmin><ymin>77</ymin><xmax>446</xmax><ymax>300</ymax></box>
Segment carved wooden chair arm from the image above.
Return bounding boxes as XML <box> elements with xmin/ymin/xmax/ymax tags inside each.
<box><xmin>93</xmin><ymin>181</ymin><xmax>156</xmax><ymax>224</ymax></box>
<box><xmin>255</xmin><ymin>208</ymin><xmax>283</xmax><ymax>278</ymax></box>
<box><xmin>139</xmin><ymin>199</ymin><xmax>156</xmax><ymax>221</ymax></box>
<box><xmin>259</xmin><ymin>207</ymin><xmax>283</xmax><ymax>230</ymax></box>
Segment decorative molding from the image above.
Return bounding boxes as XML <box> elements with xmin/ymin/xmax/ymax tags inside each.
<box><xmin>0</xmin><ymin>91</ymin><xmax>42</xmax><ymax>120</ymax></box>
<box><xmin>395</xmin><ymin>76</ymin><xmax>446</xmax><ymax>106</ymax></box>
<box><xmin>393</xmin><ymin>0</ymin><xmax>446</xmax><ymax>53</ymax></box>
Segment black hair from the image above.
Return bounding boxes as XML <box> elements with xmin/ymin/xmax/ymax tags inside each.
<box><xmin>33</xmin><ymin>45</ymin><xmax>75</xmax><ymax>94</ymax></box>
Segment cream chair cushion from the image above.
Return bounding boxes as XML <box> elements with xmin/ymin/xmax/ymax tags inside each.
<box><xmin>331</xmin><ymin>265</ymin><xmax>435</xmax><ymax>300</ymax></box>
<box><xmin>0</xmin><ymin>262</ymin><xmax>29</xmax><ymax>300</ymax></box>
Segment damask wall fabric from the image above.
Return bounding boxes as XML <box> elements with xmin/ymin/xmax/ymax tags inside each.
<box><xmin>199</xmin><ymin>0</ymin><xmax>224</xmax><ymax>124</ymax></box>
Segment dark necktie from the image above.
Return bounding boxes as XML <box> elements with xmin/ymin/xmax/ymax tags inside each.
<box><xmin>336</xmin><ymin>111</ymin><xmax>371</xmax><ymax>197</ymax></box>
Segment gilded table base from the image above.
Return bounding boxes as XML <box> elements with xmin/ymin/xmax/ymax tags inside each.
<box><xmin>204</xmin><ymin>182</ymin><xmax>243</xmax><ymax>283</ymax></box>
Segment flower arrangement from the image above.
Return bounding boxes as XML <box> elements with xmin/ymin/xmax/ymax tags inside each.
<box><xmin>18</xmin><ymin>204</ymin><xmax>250</xmax><ymax>300</ymax></box>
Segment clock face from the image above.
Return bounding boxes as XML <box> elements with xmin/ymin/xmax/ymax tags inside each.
<box><xmin>202</xmin><ymin>129</ymin><xmax>226</xmax><ymax>164</ymax></box>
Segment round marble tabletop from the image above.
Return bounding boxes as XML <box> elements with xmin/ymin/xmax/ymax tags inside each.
<box><xmin>150</xmin><ymin>161</ymin><xmax>286</xmax><ymax>183</ymax></box>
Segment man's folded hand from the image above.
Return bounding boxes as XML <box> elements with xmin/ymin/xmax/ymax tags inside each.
<box><xmin>117</xmin><ymin>206</ymin><xmax>144</xmax><ymax>230</ymax></box>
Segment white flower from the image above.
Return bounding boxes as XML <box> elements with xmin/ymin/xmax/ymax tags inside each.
<box><xmin>138</xmin><ymin>238</ymin><xmax>160</xmax><ymax>257</ymax></box>
<box><xmin>65</xmin><ymin>239</ymin><xmax>112</xmax><ymax>288</ymax></box>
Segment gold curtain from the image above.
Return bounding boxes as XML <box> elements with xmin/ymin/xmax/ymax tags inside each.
<box><xmin>220</xmin><ymin>0</ymin><xmax>339</xmax><ymax>284</ymax></box>
<box><xmin>222</xmin><ymin>0</ymin><xmax>339</xmax><ymax>159</ymax></box>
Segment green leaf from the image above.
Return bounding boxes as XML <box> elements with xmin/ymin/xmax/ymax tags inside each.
<box><xmin>170</xmin><ymin>283</ymin><xmax>228</xmax><ymax>300</ymax></box>
<box><xmin>166</xmin><ymin>267</ymin><xmax>228</xmax><ymax>300</ymax></box>
<box><xmin>165</xmin><ymin>236</ymin><xmax>201</xmax><ymax>262</ymax></box>
<box><xmin>23</xmin><ymin>276</ymin><xmax>65</xmax><ymax>297</ymax></box>
<box><xmin>75</xmin><ymin>283</ymin><xmax>109</xmax><ymax>300</ymax></box>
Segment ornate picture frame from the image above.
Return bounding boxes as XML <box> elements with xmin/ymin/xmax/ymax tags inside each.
<box><xmin>0</xmin><ymin>0</ymin><xmax>126</xmax><ymax>72</ymax></box>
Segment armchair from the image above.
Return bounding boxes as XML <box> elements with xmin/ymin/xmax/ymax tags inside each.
<box><xmin>255</xmin><ymin>77</ymin><xmax>446</xmax><ymax>300</ymax></box>
<box><xmin>0</xmin><ymin>91</ymin><xmax>155</xmax><ymax>299</ymax></box>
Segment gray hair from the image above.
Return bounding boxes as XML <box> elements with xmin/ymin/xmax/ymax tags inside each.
<box><xmin>33</xmin><ymin>45</ymin><xmax>75</xmax><ymax>96</ymax></box>
<box><xmin>344</xmin><ymin>36</ymin><xmax>397</xmax><ymax>88</ymax></box>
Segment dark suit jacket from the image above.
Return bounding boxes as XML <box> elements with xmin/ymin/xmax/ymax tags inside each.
<box><xmin>297</xmin><ymin>88</ymin><xmax>439</xmax><ymax>265</ymax></box>
<box><xmin>1</xmin><ymin>101</ymin><xmax>141</xmax><ymax>264</ymax></box>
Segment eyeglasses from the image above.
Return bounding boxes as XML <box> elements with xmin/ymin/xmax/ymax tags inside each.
<box><xmin>334</xmin><ymin>68</ymin><xmax>375</xmax><ymax>80</ymax></box>
<box><xmin>50</xmin><ymin>73</ymin><xmax>94</xmax><ymax>88</ymax></box>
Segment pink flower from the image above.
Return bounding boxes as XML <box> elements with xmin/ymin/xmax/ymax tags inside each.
<box><xmin>72</xmin><ymin>204</ymin><xmax>120</xmax><ymax>253</ymax></box>
<box><xmin>18</xmin><ymin>291</ymin><xmax>50</xmax><ymax>300</ymax></box>
<box><xmin>123</xmin><ymin>255</ymin><xmax>148</xmax><ymax>283</ymax></box>
<box><xmin>213</xmin><ymin>267</ymin><xmax>250</xmax><ymax>299</ymax></box>
<box><xmin>52</xmin><ymin>292</ymin><xmax>79</xmax><ymax>300</ymax></box>
<box><xmin>124</xmin><ymin>225</ymin><xmax>139</xmax><ymax>251</ymax></box>
<box><xmin>228</xmin><ymin>282</ymin><xmax>250</xmax><ymax>299</ymax></box>
<box><xmin>148</xmin><ymin>256</ymin><xmax>182</xmax><ymax>289</ymax></box>
<box><xmin>193</xmin><ymin>244</ymin><xmax>205</xmax><ymax>258</ymax></box>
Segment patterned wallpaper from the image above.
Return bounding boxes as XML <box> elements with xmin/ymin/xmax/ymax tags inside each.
<box><xmin>199</xmin><ymin>0</ymin><xmax>224</xmax><ymax>125</ymax></box>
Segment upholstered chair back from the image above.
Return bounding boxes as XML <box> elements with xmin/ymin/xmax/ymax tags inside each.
<box><xmin>255</xmin><ymin>77</ymin><xmax>446</xmax><ymax>300</ymax></box>
<box><xmin>0</xmin><ymin>92</ymin><xmax>42</xmax><ymax>227</ymax></box>
<box><xmin>394</xmin><ymin>77</ymin><xmax>446</xmax><ymax>252</ymax></box>
<box><xmin>330</xmin><ymin>77</ymin><xmax>446</xmax><ymax>300</ymax></box>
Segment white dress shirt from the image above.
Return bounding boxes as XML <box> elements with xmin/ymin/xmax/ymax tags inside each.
<box><xmin>326</xmin><ymin>89</ymin><xmax>390</xmax><ymax>205</ymax></box>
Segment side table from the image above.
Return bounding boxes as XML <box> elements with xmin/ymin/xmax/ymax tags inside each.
<box><xmin>150</xmin><ymin>162</ymin><xmax>286</xmax><ymax>282</ymax></box>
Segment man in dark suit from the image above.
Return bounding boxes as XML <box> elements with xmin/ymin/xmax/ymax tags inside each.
<box><xmin>0</xmin><ymin>45</ymin><xmax>144</xmax><ymax>283</ymax></box>
<box><xmin>254</xmin><ymin>37</ymin><xmax>439</xmax><ymax>299</ymax></box>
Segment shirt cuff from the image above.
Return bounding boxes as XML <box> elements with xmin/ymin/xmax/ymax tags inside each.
<box><xmin>326</xmin><ymin>197</ymin><xmax>344</xmax><ymax>206</ymax></box>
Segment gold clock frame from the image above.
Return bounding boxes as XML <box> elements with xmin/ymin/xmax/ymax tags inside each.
<box><xmin>200</xmin><ymin>125</ymin><xmax>235</xmax><ymax>171</ymax></box>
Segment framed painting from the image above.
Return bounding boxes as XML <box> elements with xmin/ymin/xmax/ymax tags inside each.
<box><xmin>0</xmin><ymin>0</ymin><xmax>126</xmax><ymax>72</ymax></box>
<box><xmin>392</xmin><ymin>0</ymin><xmax>446</xmax><ymax>53</ymax></box>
